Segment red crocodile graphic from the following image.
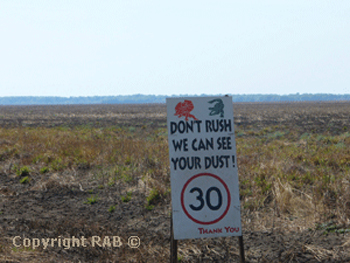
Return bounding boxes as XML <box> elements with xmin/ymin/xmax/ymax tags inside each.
<box><xmin>174</xmin><ymin>100</ymin><xmax>198</xmax><ymax>121</ymax></box>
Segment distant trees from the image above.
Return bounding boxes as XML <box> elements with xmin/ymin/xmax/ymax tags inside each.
<box><xmin>0</xmin><ymin>94</ymin><xmax>350</xmax><ymax>105</ymax></box>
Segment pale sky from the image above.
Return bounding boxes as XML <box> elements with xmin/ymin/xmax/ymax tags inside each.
<box><xmin>0</xmin><ymin>1</ymin><xmax>349</xmax><ymax>97</ymax></box>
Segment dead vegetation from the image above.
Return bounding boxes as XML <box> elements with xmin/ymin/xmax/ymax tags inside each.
<box><xmin>0</xmin><ymin>102</ymin><xmax>350</xmax><ymax>262</ymax></box>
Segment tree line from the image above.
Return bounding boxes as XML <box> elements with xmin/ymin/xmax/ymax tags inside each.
<box><xmin>0</xmin><ymin>93</ymin><xmax>350</xmax><ymax>105</ymax></box>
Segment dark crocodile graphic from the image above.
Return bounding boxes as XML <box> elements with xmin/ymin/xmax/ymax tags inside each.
<box><xmin>208</xmin><ymin>99</ymin><xmax>224</xmax><ymax>117</ymax></box>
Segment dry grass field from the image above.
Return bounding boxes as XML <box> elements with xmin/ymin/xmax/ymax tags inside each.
<box><xmin>0</xmin><ymin>102</ymin><xmax>350</xmax><ymax>262</ymax></box>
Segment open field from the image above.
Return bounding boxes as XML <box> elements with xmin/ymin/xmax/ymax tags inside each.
<box><xmin>1</xmin><ymin>102</ymin><xmax>350</xmax><ymax>262</ymax></box>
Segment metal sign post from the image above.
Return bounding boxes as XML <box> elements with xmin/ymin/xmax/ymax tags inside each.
<box><xmin>238</xmin><ymin>236</ymin><xmax>245</xmax><ymax>263</ymax></box>
<box><xmin>170</xmin><ymin>213</ymin><xmax>178</xmax><ymax>263</ymax></box>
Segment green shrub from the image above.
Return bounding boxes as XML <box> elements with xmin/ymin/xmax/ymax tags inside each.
<box><xmin>147</xmin><ymin>188</ymin><xmax>160</xmax><ymax>205</ymax></box>
<box><xmin>40</xmin><ymin>167</ymin><xmax>49</xmax><ymax>174</ymax></box>
<box><xmin>85</xmin><ymin>195</ymin><xmax>98</xmax><ymax>205</ymax></box>
<box><xmin>121</xmin><ymin>192</ymin><xmax>132</xmax><ymax>203</ymax></box>
<box><xmin>17</xmin><ymin>166</ymin><xmax>30</xmax><ymax>177</ymax></box>
<box><xmin>108</xmin><ymin>205</ymin><xmax>116</xmax><ymax>213</ymax></box>
<box><xmin>145</xmin><ymin>205</ymin><xmax>155</xmax><ymax>211</ymax></box>
<box><xmin>20</xmin><ymin>176</ymin><xmax>30</xmax><ymax>184</ymax></box>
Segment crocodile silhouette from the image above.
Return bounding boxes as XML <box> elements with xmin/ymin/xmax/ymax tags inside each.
<box><xmin>208</xmin><ymin>99</ymin><xmax>224</xmax><ymax>118</ymax></box>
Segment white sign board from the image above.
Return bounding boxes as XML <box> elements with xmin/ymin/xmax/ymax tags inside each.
<box><xmin>167</xmin><ymin>96</ymin><xmax>242</xmax><ymax>240</ymax></box>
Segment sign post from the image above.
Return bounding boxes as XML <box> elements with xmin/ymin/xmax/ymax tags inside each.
<box><xmin>167</xmin><ymin>96</ymin><xmax>244</xmax><ymax>261</ymax></box>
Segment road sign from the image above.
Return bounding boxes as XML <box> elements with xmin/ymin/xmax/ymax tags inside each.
<box><xmin>167</xmin><ymin>96</ymin><xmax>242</xmax><ymax>240</ymax></box>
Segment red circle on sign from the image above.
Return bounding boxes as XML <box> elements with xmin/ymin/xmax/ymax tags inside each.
<box><xmin>180</xmin><ymin>173</ymin><xmax>231</xmax><ymax>225</ymax></box>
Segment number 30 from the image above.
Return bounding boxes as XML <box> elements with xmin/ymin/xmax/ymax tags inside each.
<box><xmin>189</xmin><ymin>186</ymin><xmax>222</xmax><ymax>211</ymax></box>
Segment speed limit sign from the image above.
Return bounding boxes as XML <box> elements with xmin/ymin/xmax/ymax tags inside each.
<box><xmin>167</xmin><ymin>96</ymin><xmax>242</xmax><ymax>240</ymax></box>
<box><xmin>181</xmin><ymin>173</ymin><xmax>230</xmax><ymax>225</ymax></box>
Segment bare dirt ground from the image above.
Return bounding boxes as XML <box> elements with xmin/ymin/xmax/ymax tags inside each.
<box><xmin>1</xmin><ymin>102</ymin><xmax>350</xmax><ymax>262</ymax></box>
